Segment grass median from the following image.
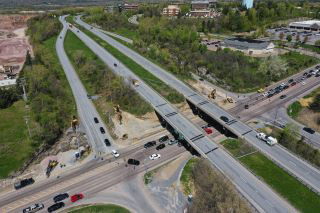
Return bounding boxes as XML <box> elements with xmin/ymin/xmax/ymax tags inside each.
<box><xmin>222</xmin><ymin>139</ymin><xmax>320</xmax><ymax>213</ymax></box>
<box><xmin>75</xmin><ymin>25</ymin><xmax>185</xmax><ymax>104</ymax></box>
<box><xmin>67</xmin><ymin>204</ymin><xmax>130</xmax><ymax>213</ymax></box>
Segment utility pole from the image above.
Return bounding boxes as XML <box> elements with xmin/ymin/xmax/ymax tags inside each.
<box><xmin>20</xmin><ymin>78</ymin><xmax>27</xmax><ymax>101</ymax></box>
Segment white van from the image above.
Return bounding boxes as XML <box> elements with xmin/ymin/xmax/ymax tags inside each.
<box><xmin>266</xmin><ymin>136</ymin><xmax>278</xmax><ymax>146</ymax></box>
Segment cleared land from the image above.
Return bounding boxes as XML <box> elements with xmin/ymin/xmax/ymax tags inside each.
<box><xmin>222</xmin><ymin>139</ymin><xmax>320</xmax><ymax>213</ymax></box>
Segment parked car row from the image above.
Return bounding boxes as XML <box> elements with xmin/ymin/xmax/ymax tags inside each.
<box><xmin>23</xmin><ymin>193</ymin><xmax>84</xmax><ymax>213</ymax></box>
<box><xmin>262</xmin><ymin>65</ymin><xmax>320</xmax><ymax>99</ymax></box>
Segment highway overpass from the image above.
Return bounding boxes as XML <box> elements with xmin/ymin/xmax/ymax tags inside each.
<box><xmin>74</xmin><ymin>16</ymin><xmax>320</xmax><ymax>195</ymax></box>
<box><xmin>64</xmin><ymin>16</ymin><xmax>296</xmax><ymax>212</ymax></box>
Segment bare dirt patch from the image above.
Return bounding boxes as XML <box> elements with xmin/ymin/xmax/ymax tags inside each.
<box><xmin>297</xmin><ymin>108</ymin><xmax>320</xmax><ymax>132</ymax></box>
<box><xmin>187</xmin><ymin>80</ymin><xmax>235</xmax><ymax>109</ymax></box>
<box><xmin>299</xmin><ymin>97</ymin><xmax>314</xmax><ymax>107</ymax></box>
<box><xmin>0</xmin><ymin>15</ymin><xmax>34</xmax><ymax>80</ymax></box>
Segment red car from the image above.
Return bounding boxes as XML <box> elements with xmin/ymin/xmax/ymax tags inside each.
<box><xmin>70</xmin><ymin>193</ymin><xmax>84</xmax><ymax>202</ymax></box>
<box><xmin>204</xmin><ymin>128</ymin><xmax>213</xmax><ymax>134</ymax></box>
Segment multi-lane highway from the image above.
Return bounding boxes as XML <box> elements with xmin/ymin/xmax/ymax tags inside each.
<box><xmin>66</xmin><ymin>16</ymin><xmax>297</xmax><ymax>212</ymax></box>
<box><xmin>0</xmin><ymin>135</ymin><xmax>186</xmax><ymax>213</ymax></box>
<box><xmin>74</xmin><ymin>16</ymin><xmax>320</xmax><ymax>195</ymax></box>
<box><xmin>56</xmin><ymin>20</ymin><xmax>114</xmax><ymax>155</ymax></box>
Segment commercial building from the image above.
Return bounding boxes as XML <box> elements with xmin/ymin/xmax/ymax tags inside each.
<box><xmin>163</xmin><ymin>5</ymin><xmax>180</xmax><ymax>16</ymax></box>
<box><xmin>191</xmin><ymin>0</ymin><xmax>217</xmax><ymax>10</ymax></box>
<box><xmin>289</xmin><ymin>20</ymin><xmax>320</xmax><ymax>31</ymax></box>
<box><xmin>123</xmin><ymin>3</ymin><xmax>139</xmax><ymax>11</ymax></box>
<box><xmin>223</xmin><ymin>37</ymin><xmax>274</xmax><ymax>55</ymax></box>
<box><xmin>242</xmin><ymin>0</ymin><xmax>253</xmax><ymax>9</ymax></box>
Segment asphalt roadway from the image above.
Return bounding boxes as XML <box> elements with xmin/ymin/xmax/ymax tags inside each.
<box><xmin>55</xmin><ymin>20</ymin><xmax>114</xmax><ymax>155</ymax></box>
<box><xmin>74</xmin><ymin>16</ymin><xmax>320</xmax><ymax>195</ymax></box>
<box><xmin>68</xmin><ymin>16</ymin><xmax>296</xmax><ymax>212</ymax></box>
<box><xmin>0</xmin><ymin>135</ymin><xmax>186</xmax><ymax>213</ymax></box>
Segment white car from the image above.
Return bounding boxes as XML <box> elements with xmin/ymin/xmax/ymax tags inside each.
<box><xmin>112</xmin><ymin>150</ymin><xmax>119</xmax><ymax>158</ymax></box>
<box><xmin>23</xmin><ymin>203</ymin><xmax>44</xmax><ymax>213</ymax></box>
<box><xmin>149</xmin><ymin>154</ymin><xmax>161</xmax><ymax>160</ymax></box>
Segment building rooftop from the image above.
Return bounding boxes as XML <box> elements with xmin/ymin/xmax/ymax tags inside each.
<box><xmin>0</xmin><ymin>79</ymin><xmax>16</xmax><ymax>87</ymax></box>
<box><xmin>290</xmin><ymin>20</ymin><xmax>320</xmax><ymax>25</ymax></box>
<box><xmin>167</xmin><ymin>5</ymin><xmax>180</xmax><ymax>9</ymax></box>
<box><xmin>223</xmin><ymin>38</ymin><xmax>273</xmax><ymax>50</ymax></box>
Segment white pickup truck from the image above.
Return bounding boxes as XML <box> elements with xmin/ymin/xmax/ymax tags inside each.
<box><xmin>256</xmin><ymin>132</ymin><xmax>278</xmax><ymax>146</ymax></box>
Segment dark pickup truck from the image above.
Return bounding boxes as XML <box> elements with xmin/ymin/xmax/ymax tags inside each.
<box><xmin>14</xmin><ymin>178</ymin><xmax>35</xmax><ymax>190</ymax></box>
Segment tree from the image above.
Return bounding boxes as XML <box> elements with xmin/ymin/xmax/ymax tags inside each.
<box><xmin>303</xmin><ymin>35</ymin><xmax>309</xmax><ymax>44</ymax></box>
<box><xmin>25</xmin><ymin>50</ymin><xmax>32</xmax><ymax>66</ymax></box>
<box><xmin>287</xmin><ymin>34</ymin><xmax>292</xmax><ymax>42</ymax></box>
<box><xmin>74</xmin><ymin>50</ymin><xmax>86</xmax><ymax>67</ymax></box>
<box><xmin>315</xmin><ymin>39</ymin><xmax>320</xmax><ymax>47</ymax></box>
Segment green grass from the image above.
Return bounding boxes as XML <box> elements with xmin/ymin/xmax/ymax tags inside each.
<box><xmin>144</xmin><ymin>171</ymin><xmax>154</xmax><ymax>185</ymax></box>
<box><xmin>64</xmin><ymin>30</ymin><xmax>152</xmax><ymax>118</ymax></box>
<box><xmin>180</xmin><ymin>158</ymin><xmax>199</xmax><ymax>195</ymax></box>
<box><xmin>67</xmin><ymin>204</ymin><xmax>130</xmax><ymax>213</ymax></box>
<box><xmin>300</xmin><ymin>43</ymin><xmax>320</xmax><ymax>53</ymax></box>
<box><xmin>287</xmin><ymin>101</ymin><xmax>302</xmax><ymax>118</ymax></box>
<box><xmin>222</xmin><ymin>139</ymin><xmax>320</xmax><ymax>213</ymax></box>
<box><xmin>0</xmin><ymin>101</ymin><xmax>33</xmax><ymax>178</ymax></box>
<box><xmin>114</xmin><ymin>27</ymin><xmax>139</xmax><ymax>40</ymax></box>
<box><xmin>221</xmin><ymin>138</ymin><xmax>255</xmax><ymax>157</ymax></box>
<box><xmin>304</xmin><ymin>86</ymin><xmax>320</xmax><ymax>99</ymax></box>
<box><xmin>77</xmin><ymin>26</ymin><xmax>185</xmax><ymax>104</ymax></box>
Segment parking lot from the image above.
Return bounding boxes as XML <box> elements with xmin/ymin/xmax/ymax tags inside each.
<box><xmin>268</xmin><ymin>27</ymin><xmax>320</xmax><ymax>44</ymax></box>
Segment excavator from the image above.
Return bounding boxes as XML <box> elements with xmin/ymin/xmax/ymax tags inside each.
<box><xmin>208</xmin><ymin>89</ymin><xmax>216</xmax><ymax>99</ymax></box>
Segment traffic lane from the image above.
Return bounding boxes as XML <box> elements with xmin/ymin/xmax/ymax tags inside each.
<box><xmin>10</xmin><ymin>146</ymin><xmax>185</xmax><ymax>213</ymax></box>
<box><xmin>0</xmin><ymin>131</ymin><xmax>172</xmax><ymax>205</ymax></box>
<box><xmin>207</xmin><ymin>149</ymin><xmax>296</xmax><ymax>213</ymax></box>
<box><xmin>237</xmin><ymin>77</ymin><xmax>320</xmax><ymax>121</ymax></box>
<box><xmin>57</xmin><ymin>21</ymin><xmax>111</xmax><ymax>153</ymax></box>
<box><xmin>245</xmin><ymin>131</ymin><xmax>320</xmax><ymax>193</ymax></box>
<box><xmin>231</xmin><ymin>73</ymin><xmax>320</xmax><ymax>115</ymax></box>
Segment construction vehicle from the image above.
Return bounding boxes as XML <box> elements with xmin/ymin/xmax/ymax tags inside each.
<box><xmin>46</xmin><ymin>160</ymin><xmax>58</xmax><ymax>177</ymax></box>
<box><xmin>226</xmin><ymin>97</ymin><xmax>234</xmax><ymax>103</ymax></box>
<box><xmin>208</xmin><ymin>89</ymin><xmax>216</xmax><ymax>99</ymax></box>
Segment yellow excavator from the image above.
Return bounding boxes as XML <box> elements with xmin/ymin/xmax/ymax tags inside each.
<box><xmin>208</xmin><ymin>89</ymin><xmax>216</xmax><ymax>99</ymax></box>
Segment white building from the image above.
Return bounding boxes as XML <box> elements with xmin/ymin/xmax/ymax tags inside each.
<box><xmin>163</xmin><ymin>5</ymin><xmax>180</xmax><ymax>16</ymax></box>
<box><xmin>289</xmin><ymin>20</ymin><xmax>320</xmax><ymax>31</ymax></box>
<box><xmin>0</xmin><ymin>79</ymin><xmax>16</xmax><ymax>88</ymax></box>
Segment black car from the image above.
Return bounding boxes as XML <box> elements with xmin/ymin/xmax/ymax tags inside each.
<box><xmin>303</xmin><ymin>72</ymin><xmax>308</xmax><ymax>76</ymax></box>
<box><xmin>91</xmin><ymin>27</ymin><xmax>93</xmax><ymax>29</ymax></box>
<box><xmin>94</xmin><ymin>117</ymin><xmax>99</xmax><ymax>123</ymax></box>
<box><xmin>159</xmin><ymin>135</ymin><xmax>169</xmax><ymax>142</ymax></box>
<box><xmin>288</xmin><ymin>79</ymin><xmax>294</xmax><ymax>83</ymax></box>
<box><xmin>280</xmin><ymin>95</ymin><xmax>287</xmax><ymax>99</ymax></box>
<box><xmin>244</xmin><ymin>104</ymin><xmax>249</xmax><ymax>109</ymax></box>
<box><xmin>100</xmin><ymin>127</ymin><xmax>105</xmax><ymax>134</ymax></box>
<box><xmin>156</xmin><ymin>144</ymin><xmax>165</xmax><ymax>150</ymax></box>
<box><xmin>291</xmin><ymin>82</ymin><xmax>297</xmax><ymax>86</ymax></box>
<box><xmin>53</xmin><ymin>193</ymin><xmax>69</xmax><ymax>203</ymax></box>
<box><xmin>316</xmin><ymin>73</ymin><xmax>320</xmax><ymax>77</ymax></box>
<box><xmin>303</xmin><ymin>127</ymin><xmax>315</xmax><ymax>134</ymax></box>
<box><xmin>114</xmin><ymin>63</ymin><xmax>117</xmax><ymax>67</ymax></box>
<box><xmin>128</xmin><ymin>159</ymin><xmax>140</xmax><ymax>165</ymax></box>
<box><xmin>307</xmin><ymin>74</ymin><xmax>312</xmax><ymax>78</ymax></box>
<box><xmin>220</xmin><ymin>116</ymin><xmax>229</xmax><ymax>122</ymax></box>
<box><xmin>309</xmin><ymin>69</ymin><xmax>314</xmax><ymax>73</ymax></box>
<box><xmin>14</xmin><ymin>178</ymin><xmax>34</xmax><ymax>190</ymax></box>
<box><xmin>104</xmin><ymin>138</ymin><xmax>111</xmax><ymax>146</ymax></box>
<box><xmin>48</xmin><ymin>202</ymin><xmax>65</xmax><ymax>213</ymax></box>
<box><xmin>87</xmin><ymin>94</ymin><xmax>91</xmax><ymax>99</ymax></box>
<box><xmin>144</xmin><ymin>141</ymin><xmax>156</xmax><ymax>148</ymax></box>
<box><xmin>316</xmin><ymin>65</ymin><xmax>320</xmax><ymax>69</ymax></box>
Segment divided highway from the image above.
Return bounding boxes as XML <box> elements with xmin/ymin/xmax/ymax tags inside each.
<box><xmin>56</xmin><ymin>19</ymin><xmax>114</xmax><ymax>154</ymax></box>
<box><xmin>65</xmin><ymin>16</ymin><xmax>296</xmax><ymax>212</ymax></box>
<box><xmin>74</xmin><ymin>16</ymin><xmax>320</xmax><ymax>195</ymax></box>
